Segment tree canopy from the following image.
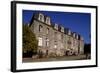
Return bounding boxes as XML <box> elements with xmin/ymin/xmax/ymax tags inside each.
<box><xmin>84</xmin><ymin>44</ymin><xmax>91</xmax><ymax>54</ymax></box>
<box><xmin>23</xmin><ymin>25</ymin><xmax>38</xmax><ymax>54</ymax></box>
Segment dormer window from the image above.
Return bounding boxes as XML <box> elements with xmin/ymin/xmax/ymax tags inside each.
<box><xmin>61</xmin><ymin>34</ymin><xmax>63</xmax><ymax>40</ymax></box>
<box><xmin>68</xmin><ymin>30</ymin><xmax>71</xmax><ymax>35</ymax></box>
<box><xmin>46</xmin><ymin>17</ymin><xmax>51</xmax><ymax>25</ymax></box>
<box><xmin>73</xmin><ymin>33</ymin><xmax>76</xmax><ymax>38</ymax></box>
<box><xmin>76</xmin><ymin>35</ymin><xmax>79</xmax><ymax>39</ymax></box>
<box><xmin>54</xmin><ymin>23</ymin><xmax>58</xmax><ymax>30</ymax></box>
<box><xmin>40</xmin><ymin>15</ymin><xmax>42</xmax><ymax>21</ymax></box>
<box><xmin>61</xmin><ymin>26</ymin><xmax>64</xmax><ymax>32</ymax></box>
<box><xmin>39</xmin><ymin>13</ymin><xmax>44</xmax><ymax>22</ymax></box>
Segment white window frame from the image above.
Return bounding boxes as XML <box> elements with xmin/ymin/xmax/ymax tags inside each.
<box><xmin>38</xmin><ymin>37</ymin><xmax>43</xmax><ymax>46</ymax></box>
<box><xmin>39</xmin><ymin>14</ymin><xmax>44</xmax><ymax>22</ymax></box>
<box><xmin>45</xmin><ymin>38</ymin><xmax>49</xmax><ymax>47</ymax></box>
<box><xmin>46</xmin><ymin>17</ymin><xmax>50</xmax><ymax>25</ymax></box>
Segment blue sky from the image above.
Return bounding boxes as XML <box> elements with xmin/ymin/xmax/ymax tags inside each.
<box><xmin>23</xmin><ymin>10</ymin><xmax>91</xmax><ymax>44</ymax></box>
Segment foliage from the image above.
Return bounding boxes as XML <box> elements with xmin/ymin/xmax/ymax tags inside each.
<box><xmin>23</xmin><ymin>25</ymin><xmax>38</xmax><ymax>55</ymax></box>
<box><xmin>84</xmin><ymin>44</ymin><xmax>91</xmax><ymax>54</ymax></box>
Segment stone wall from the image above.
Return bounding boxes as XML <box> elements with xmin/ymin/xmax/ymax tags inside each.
<box><xmin>29</xmin><ymin>12</ymin><xmax>84</xmax><ymax>57</ymax></box>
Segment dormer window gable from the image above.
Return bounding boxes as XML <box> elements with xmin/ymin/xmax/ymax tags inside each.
<box><xmin>54</xmin><ymin>23</ymin><xmax>58</xmax><ymax>30</ymax></box>
<box><xmin>38</xmin><ymin>13</ymin><xmax>44</xmax><ymax>22</ymax></box>
<box><xmin>45</xmin><ymin>17</ymin><xmax>51</xmax><ymax>25</ymax></box>
<box><xmin>68</xmin><ymin>30</ymin><xmax>71</xmax><ymax>35</ymax></box>
<box><xmin>73</xmin><ymin>32</ymin><xmax>76</xmax><ymax>38</ymax></box>
<box><xmin>76</xmin><ymin>34</ymin><xmax>79</xmax><ymax>39</ymax></box>
<box><xmin>61</xmin><ymin>26</ymin><xmax>64</xmax><ymax>32</ymax></box>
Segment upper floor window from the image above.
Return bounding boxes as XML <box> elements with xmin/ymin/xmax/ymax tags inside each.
<box><xmin>58</xmin><ymin>34</ymin><xmax>61</xmax><ymax>40</ymax></box>
<box><xmin>67</xmin><ymin>39</ymin><xmax>71</xmax><ymax>45</ymax></box>
<box><xmin>39</xmin><ymin>25</ymin><xmax>43</xmax><ymax>32</ymax></box>
<box><xmin>61</xmin><ymin>34</ymin><xmax>63</xmax><ymax>40</ymax></box>
<box><xmin>46</xmin><ymin>28</ymin><xmax>49</xmax><ymax>34</ymax></box>
<box><xmin>54</xmin><ymin>32</ymin><xmax>57</xmax><ymax>37</ymax></box>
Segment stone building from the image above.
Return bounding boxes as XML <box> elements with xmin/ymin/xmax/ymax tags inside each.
<box><xmin>29</xmin><ymin>12</ymin><xmax>84</xmax><ymax>57</ymax></box>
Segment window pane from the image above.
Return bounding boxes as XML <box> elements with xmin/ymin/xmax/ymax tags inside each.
<box><xmin>39</xmin><ymin>25</ymin><xmax>43</xmax><ymax>32</ymax></box>
<box><xmin>54</xmin><ymin>44</ymin><xmax>57</xmax><ymax>48</ymax></box>
<box><xmin>46</xmin><ymin>38</ymin><xmax>49</xmax><ymax>47</ymax></box>
<box><xmin>40</xmin><ymin>15</ymin><xmax>42</xmax><ymax>21</ymax></box>
<box><xmin>47</xmin><ymin>28</ymin><xmax>49</xmax><ymax>34</ymax></box>
<box><xmin>38</xmin><ymin>37</ymin><xmax>43</xmax><ymax>46</ymax></box>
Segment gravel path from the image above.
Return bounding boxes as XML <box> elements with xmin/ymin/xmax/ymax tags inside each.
<box><xmin>23</xmin><ymin>55</ymin><xmax>89</xmax><ymax>63</ymax></box>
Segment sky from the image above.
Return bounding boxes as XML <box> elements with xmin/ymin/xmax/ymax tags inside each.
<box><xmin>23</xmin><ymin>10</ymin><xmax>91</xmax><ymax>44</ymax></box>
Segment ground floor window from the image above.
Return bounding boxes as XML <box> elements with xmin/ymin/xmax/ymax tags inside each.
<box><xmin>38</xmin><ymin>37</ymin><xmax>43</xmax><ymax>46</ymax></box>
<box><xmin>54</xmin><ymin>45</ymin><xmax>57</xmax><ymax>48</ymax></box>
<box><xmin>45</xmin><ymin>38</ymin><xmax>49</xmax><ymax>47</ymax></box>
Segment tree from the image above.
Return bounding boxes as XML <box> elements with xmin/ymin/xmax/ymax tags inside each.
<box><xmin>23</xmin><ymin>25</ymin><xmax>38</xmax><ymax>57</ymax></box>
<box><xmin>84</xmin><ymin>44</ymin><xmax>91</xmax><ymax>54</ymax></box>
<box><xmin>84</xmin><ymin>44</ymin><xmax>91</xmax><ymax>59</ymax></box>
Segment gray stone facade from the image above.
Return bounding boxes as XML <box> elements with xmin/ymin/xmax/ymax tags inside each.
<box><xmin>29</xmin><ymin>12</ymin><xmax>84</xmax><ymax>57</ymax></box>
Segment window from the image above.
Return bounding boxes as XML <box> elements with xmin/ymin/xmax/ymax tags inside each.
<box><xmin>38</xmin><ymin>37</ymin><xmax>43</xmax><ymax>46</ymax></box>
<box><xmin>73</xmin><ymin>33</ymin><xmax>76</xmax><ymax>38</ymax></box>
<box><xmin>45</xmin><ymin>38</ymin><xmax>49</xmax><ymax>47</ymax></box>
<box><xmin>46</xmin><ymin>17</ymin><xmax>50</xmax><ymax>25</ymax></box>
<box><xmin>39</xmin><ymin>14</ymin><xmax>44</xmax><ymax>22</ymax></box>
<box><xmin>68</xmin><ymin>40</ymin><xmax>71</xmax><ymax>45</ymax></box>
<box><xmin>55</xmin><ymin>23</ymin><xmax>58</xmax><ymax>30</ymax></box>
<box><xmin>61</xmin><ymin>27</ymin><xmax>64</xmax><ymax>32</ymax></box>
<box><xmin>61</xmin><ymin>34</ymin><xmax>63</xmax><ymax>40</ymax></box>
<box><xmin>39</xmin><ymin>25</ymin><xmax>43</xmax><ymax>32</ymax></box>
<box><xmin>54</xmin><ymin>44</ymin><xmax>57</xmax><ymax>48</ymax></box>
<box><xmin>58</xmin><ymin>34</ymin><xmax>61</xmax><ymax>40</ymax></box>
<box><xmin>54</xmin><ymin>32</ymin><xmax>57</xmax><ymax>37</ymax></box>
<box><xmin>46</xmin><ymin>28</ymin><xmax>49</xmax><ymax>34</ymax></box>
<box><xmin>54</xmin><ymin>41</ymin><xmax>57</xmax><ymax>48</ymax></box>
<box><xmin>40</xmin><ymin>15</ymin><xmax>42</xmax><ymax>21</ymax></box>
<box><xmin>68</xmin><ymin>30</ymin><xmax>71</xmax><ymax>35</ymax></box>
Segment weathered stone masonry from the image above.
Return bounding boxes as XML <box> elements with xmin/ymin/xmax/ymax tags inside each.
<box><xmin>29</xmin><ymin>12</ymin><xmax>84</xmax><ymax>56</ymax></box>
